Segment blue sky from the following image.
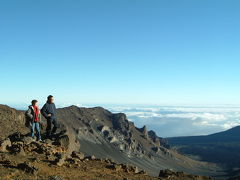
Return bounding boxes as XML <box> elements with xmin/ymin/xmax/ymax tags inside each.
<box><xmin>0</xmin><ymin>0</ymin><xmax>240</xmax><ymax>106</ymax></box>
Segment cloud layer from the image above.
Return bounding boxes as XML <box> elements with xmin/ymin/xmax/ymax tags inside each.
<box><xmin>108</xmin><ymin>106</ymin><xmax>240</xmax><ymax>137</ymax></box>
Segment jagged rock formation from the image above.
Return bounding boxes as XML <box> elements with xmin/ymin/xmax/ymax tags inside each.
<box><xmin>57</xmin><ymin>106</ymin><xmax>175</xmax><ymax>158</ymax></box>
<box><xmin>139</xmin><ymin>125</ymin><xmax>148</xmax><ymax>139</ymax></box>
<box><xmin>148</xmin><ymin>130</ymin><xmax>169</xmax><ymax>148</ymax></box>
<box><xmin>56</xmin><ymin>106</ymin><xmax>223</xmax><ymax>178</ymax></box>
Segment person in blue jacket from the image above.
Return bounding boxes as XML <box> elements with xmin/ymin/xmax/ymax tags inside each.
<box><xmin>41</xmin><ymin>95</ymin><xmax>59</xmax><ymax>139</ymax></box>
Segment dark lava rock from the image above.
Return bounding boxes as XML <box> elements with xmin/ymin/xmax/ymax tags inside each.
<box><xmin>112</xmin><ymin>113</ymin><xmax>130</xmax><ymax>134</ymax></box>
<box><xmin>55</xmin><ymin>153</ymin><xmax>66</xmax><ymax>166</ymax></box>
<box><xmin>106</xmin><ymin>164</ymin><xmax>122</xmax><ymax>171</ymax></box>
<box><xmin>159</xmin><ymin>169</ymin><xmax>176</xmax><ymax>178</ymax></box>
<box><xmin>71</xmin><ymin>151</ymin><xmax>85</xmax><ymax>160</ymax></box>
<box><xmin>138</xmin><ymin>170</ymin><xmax>147</xmax><ymax>175</ymax></box>
<box><xmin>8</xmin><ymin>132</ymin><xmax>23</xmax><ymax>142</ymax></box>
<box><xmin>159</xmin><ymin>169</ymin><xmax>214</xmax><ymax>180</ymax></box>
<box><xmin>140</xmin><ymin>125</ymin><xmax>148</xmax><ymax>139</ymax></box>
<box><xmin>17</xmin><ymin>162</ymin><xmax>38</xmax><ymax>174</ymax></box>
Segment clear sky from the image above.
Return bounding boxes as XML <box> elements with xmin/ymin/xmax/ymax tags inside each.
<box><xmin>0</xmin><ymin>0</ymin><xmax>240</xmax><ymax>106</ymax></box>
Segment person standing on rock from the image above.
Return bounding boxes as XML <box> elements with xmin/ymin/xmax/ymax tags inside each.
<box><xmin>41</xmin><ymin>95</ymin><xmax>59</xmax><ymax>139</ymax></box>
<box><xmin>26</xmin><ymin>100</ymin><xmax>42</xmax><ymax>142</ymax></box>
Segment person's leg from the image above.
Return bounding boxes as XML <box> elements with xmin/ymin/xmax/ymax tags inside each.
<box><xmin>35</xmin><ymin>123</ymin><xmax>42</xmax><ymax>140</ymax></box>
<box><xmin>46</xmin><ymin>119</ymin><xmax>52</xmax><ymax>138</ymax></box>
<box><xmin>31</xmin><ymin>122</ymin><xmax>36</xmax><ymax>138</ymax></box>
<box><xmin>51</xmin><ymin>119</ymin><xmax>58</xmax><ymax>135</ymax></box>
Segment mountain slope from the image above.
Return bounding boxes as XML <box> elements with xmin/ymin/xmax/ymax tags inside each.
<box><xmin>167</xmin><ymin>126</ymin><xmax>240</xmax><ymax>178</ymax></box>
<box><xmin>56</xmin><ymin>105</ymin><xmax>223</xmax><ymax>178</ymax></box>
<box><xmin>0</xmin><ymin>105</ymin><xmax>28</xmax><ymax>140</ymax></box>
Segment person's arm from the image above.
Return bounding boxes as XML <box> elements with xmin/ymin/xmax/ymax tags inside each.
<box><xmin>41</xmin><ymin>104</ymin><xmax>49</xmax><ymax>118</ymax></box>
<box><xmin>39</xmin><ymin>111</ymin><xmax>42</xmax><ymax>122</ymax></box>
<box><xmin>26</xmin><ymin>107</ymin><xmax>33</xmax><ymax>119</ymax></box>
<box><xmin>54</xmin><ymin>104</ymin><xmax>57</xmax><ymax>113</ymax></box>
<box><xmin>53</xmin><ymin>103</ymin><xmax>57</xmax><ymax>119</ymax></box>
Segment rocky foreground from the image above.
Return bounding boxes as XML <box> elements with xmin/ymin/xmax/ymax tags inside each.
<box><xmin>0</xmin><ymin>131</ymin><xmax>214</xmax><ymax>180</ymax></box>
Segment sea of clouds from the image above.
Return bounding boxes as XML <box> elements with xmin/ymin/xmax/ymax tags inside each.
<box><xmin>105</xmin><ymin>105</ymin><xmax>240</xmax><ymax>137</ymax></box>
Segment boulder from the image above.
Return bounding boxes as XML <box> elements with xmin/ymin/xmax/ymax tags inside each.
<box><xmin>138</xmin><ymin>170</ymin><xmax>147</xmax><ymax>175</ymax></box>
<box><xmin>85</xmin><ymin>155</ymin><xmax>96</xmax><ymax>160</ymax></box>
<box><xmin>108</xmin><ymin>136</ymin><xmax>118</xmax><ymax>143</ymax></box>
<box><xmin>90</xmin><ymin>155</ymin><xmax>96</xmax><ymax>160</ymax></box>
<box><xmin>71</xmin><ymin>151</ymin><xmax>85</xmax><ymax>160</ymax></box>
<box><xmin>106</xmin><ymin>164</ymin><xmax>122</xmax><ymax>171</ymax></box>
<box><xmin>45</xmin><ymin>139</ymin><xmax>53</xmax><ymax>145</ymax></box>
<box><xmin>17</xmin><ymin>162</ymin><xmax>38</xmax><ymax>174</ymax></box>
<box><xmin>55</xmin><ymin>153</ymin><xmax>66</xmax><ymax>167</ymax></box>
<box><xmin>159</xmin><ymin>169</ymin><xmax>173</xmax><ymax>178</ymax></box>
<box><xmin>56</xmin><ymin>135</ymin><xmax>70</xmax><ymax>150</ymax></box>
<box><xmin>0</xmin><ymin>138</ymin><xmax>11</xmax><ymax>152</ymax></box>
<box><xmin>22</xmin><ymin>136</ymin><xmax>34</xmax><ymax>145</ymax></box>
<box><xmin>133</xmin><ymin>166</ymin><xmax>139</xmax><ymax>174</ymax></box>
<box><xmin>99</xmin><ymin>125</ymin><xmax>110</xmax><ymax>133</ymax></box>
<box><xmin>8</xmin><ymin>132</ymin><xmax>23</xmax><ymax>142</ymax></box>
<box><xmin>119</xmin><ymin>144</ymin><xmax>125</xmax><ymax>151</ymax></box>
<box><xmin>99</xmin><ymin>125</ymin><xmax>111</xmax><ymax>137</ymax></box>
<box><xmin>10</xmin><ymin>141</ymin><xmax>24</xmax><ymax>154</ymax></box>
<box><xmin>18</xmin><ymin>146</ymin><xmax>26</xmax><ymax>156</ymax></box>
<box><xmin>158</xmin><ymin>169</ymin><xmax>214</xmax><ymax>179</ymax></box>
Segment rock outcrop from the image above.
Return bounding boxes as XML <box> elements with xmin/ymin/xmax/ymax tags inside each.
<box><xmin>158</xmin><ymin>169</ymin><xmax>214</xmax><ymax>180</ymax></box>
<box><xmin>0</xmin><ymin>138</ymin><xmax>11</xmax><ymax>152</ymax></box>
<box><xmin>0</xmin><ymin>105</ymin><xmax>28</xmax><ymax>140</ymax></box>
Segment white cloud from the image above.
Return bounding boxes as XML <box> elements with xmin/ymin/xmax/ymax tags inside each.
<box><xmin>109</xmin><ymin>105</ymin><xmax>240</xmax><ymax>137</ymax></box>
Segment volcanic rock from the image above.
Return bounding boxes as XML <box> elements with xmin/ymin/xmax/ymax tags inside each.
<box><xmin>17</xmin><ymin>161</ymin><xmax>38</xmax><ymax>174</ymax></box>
<box><xmin>0</xmin><ymin>138</ymin><xmax>11</xmax><ymax>152</ymax></box>
<box><xmin>55</xmin><ymin>153</ymin><xmax>66</xmax><ymax>167</ymax></box>
<box><xmin>71</xmin><ymin>151</ymin><xmax>85</xmax><ymax>160</ymax></box>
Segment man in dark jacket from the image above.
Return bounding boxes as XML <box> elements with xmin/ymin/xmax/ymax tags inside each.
<box><xmin>41</xmin><ymin>95</ymin><xmax>58</xmax><ymax>139</ymax></box>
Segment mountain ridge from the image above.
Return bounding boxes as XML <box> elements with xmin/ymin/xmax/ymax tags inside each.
<box><xmin>0</xmin><ymin>104</ymin><xmax>225</xmax><ymax>179</ymax></box>
<box><xmin>167</xmin><ymin>125</ymin><xmax>240</xmax><ymax>179</ymax></box>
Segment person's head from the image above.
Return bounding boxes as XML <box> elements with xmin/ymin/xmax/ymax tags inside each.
<box><xmin>47</xmin><ymin>95</ymin><xmax>54</xmax><ymax>104</ymax></box>
<box><xmin>31</xmin><ymin>100</ymin><xmax>38</xmax><ymax>107</ymax></box>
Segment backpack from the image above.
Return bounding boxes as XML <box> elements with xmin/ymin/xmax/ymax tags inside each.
<box><xmin>25</xmin><ymin>110</ymin><xmax>33</xmax><ymax>128</ymax></box>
